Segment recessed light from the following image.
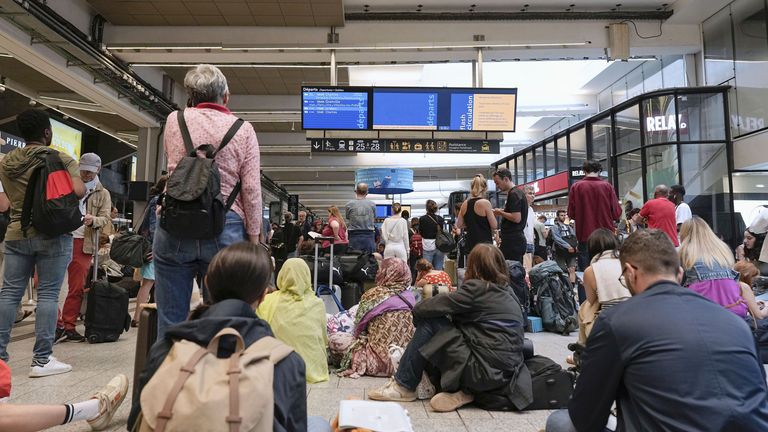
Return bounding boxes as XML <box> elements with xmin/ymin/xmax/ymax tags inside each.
<box><xmin>757</xmin><ymin>184</ymin><xmax>765</xmax><ymax>188</ymax></box>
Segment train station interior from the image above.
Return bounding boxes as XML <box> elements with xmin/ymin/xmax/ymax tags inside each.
<box><xmin>1</xmin><ymin>0</ymin><xmax>768</xmax><ymax>431</ymax></box>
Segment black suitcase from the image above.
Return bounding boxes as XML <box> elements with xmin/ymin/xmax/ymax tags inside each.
<box><xmin>341</xmin><ymin>282</ymin><xmax>362</xmax><ymax>310</ymax></box>
<box><xmin>84</xmin><ymin>229</ymin><xmax>131</xmax><ymax>344</ymax></box>
<box><xmin>524</xmin><ymin>355</ymin><xmax>575</xmax><ymax>410</ymax></box>
<box><xmin>132</xmin><ymin>304</ymin><xmax>157</xmax><ymax>400</ymax></box>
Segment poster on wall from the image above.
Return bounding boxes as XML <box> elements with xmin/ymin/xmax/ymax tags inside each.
<box><xmin>50</xmin><ymin>119</ymin><xmax>82</xmax><ymax>160</ymax></box>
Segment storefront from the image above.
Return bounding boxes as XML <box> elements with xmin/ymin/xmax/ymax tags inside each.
<box><xmin>493</xmin><ymin>86</ymin><xmax>742</xmax><ymax>246</ymax></box>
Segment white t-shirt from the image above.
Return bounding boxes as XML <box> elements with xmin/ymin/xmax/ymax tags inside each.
<box><xmin>675</xmin><ymin>202</ymin><xmax>692</xmax><ymax>225</ymax></box>
<box><xmin>524</xmin><ymin>206</ymin><xmax>536</xmax><ymax>244</ymax></box>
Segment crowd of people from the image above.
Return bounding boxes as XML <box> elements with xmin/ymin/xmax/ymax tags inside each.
<box><xmin>1</xmin><ymin>63</ymin><xmax>768</xmax><ymax>432</ymax></box>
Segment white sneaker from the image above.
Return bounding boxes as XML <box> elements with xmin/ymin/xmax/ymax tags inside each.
<box><xmin>29</xmin><ymin>356</ymin><xmax>72</xmax><ymax>378</ymax></box>
<box><xmin>87</xmin><ymin>374</ymin><xmax>129</xmax><ymax>431</ymax></box>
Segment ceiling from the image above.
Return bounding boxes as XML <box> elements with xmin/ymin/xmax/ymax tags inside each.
<box><xmin>345</xmin><ymin>0</ymin><xmax>676</xmax><ymax>12</ymax></box>
<box><xmin>85</xmin><ymin>0</ymin><xmax>345</xmax><ymax>27</ymax></box>
<box><xmin>162</xmin><ymin>66</ymin><xmax>348</xmax><ymax>95</ymax></box>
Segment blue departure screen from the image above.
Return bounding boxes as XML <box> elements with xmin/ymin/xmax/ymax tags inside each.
<box><xmin>302</xmin><ymin>87</ymin><xmax>369</xmax><ymax>130</ymax></box>
<box><xmin>373</xmin><ymin>91</ymin><xmax>438</xmax><ymax>130</ymax></box>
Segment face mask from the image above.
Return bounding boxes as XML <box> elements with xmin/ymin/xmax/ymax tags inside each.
<box><xmin>85</xmin><ymin>178</ymin><xmax>98</xmax><ymax>190</ymax></box>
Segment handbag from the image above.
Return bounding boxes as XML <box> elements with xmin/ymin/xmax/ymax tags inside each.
<box><xmin>428</xmin><ymin>215</ymin><xmax>456</xmax><ymax>253</ymax></box>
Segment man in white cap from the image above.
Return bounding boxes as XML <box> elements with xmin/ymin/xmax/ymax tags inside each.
<box><xmin>55</xmin><ymin>152</ymin><xmax>113</xmax><ymax>343</ymax></box>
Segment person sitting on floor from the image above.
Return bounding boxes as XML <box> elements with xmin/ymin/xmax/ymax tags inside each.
<box><xmin>680</xmin><ymin>217</ymin><xmax>768</xmax><ymax>321</ymax></box>
<box><xmin>128</xmin><ymin>242</ymin><xmax>323</xmax><ymax>432</ymax></box>
<box><xmin>546</xmin><ymin>229</ymin><xmax>768</xmax><ymax>432</ymax></box>
<box><xmin>335</xmin><ymin>257</ymin><xmax>416</xmax><ymax>379</ymax></box>
<box><xmin>576</xmin><ymin>228</ymin><xmax>631</xmax><ymax>345</ymax></box>
<box><xmin>368</xmin><ymin>244</ymin><xmax>530</xmax><ymax>413</ymax></box>
<box><xmin>257</xmin><ymin>258</ymin><xmax>329</xmax><ymax>383</ymax></box>
<box><xmin>414</xmin><ymin>259</ymin><xmax>453</xmax><ymax>290</ymax></box>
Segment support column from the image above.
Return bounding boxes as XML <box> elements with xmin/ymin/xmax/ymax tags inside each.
<box><xmin>330</xmin><ymin>49</ymin><xmax>337</xmax><ymax>85</ymax></box>
<box><xmin>476</xmin><ymin>48</ymin><xmax>484</xmax><ymax>88</ymax></box>
<box><xmin>133</xmin><ymin>126</ymin><xmax>163</xmax><ymax>225</ymax></box>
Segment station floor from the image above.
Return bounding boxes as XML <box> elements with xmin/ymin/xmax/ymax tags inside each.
<box><xmin>7</xmin><ymin>300</ymin><xmax>578</xmax><ymax>432</ymax></box>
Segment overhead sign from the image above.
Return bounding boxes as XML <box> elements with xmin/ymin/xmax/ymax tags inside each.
<box><xmin>355</xmin><ymin>168</ymin><xmax>414</xmax><ymax>195</ymax></box>
<box><xmin>302</xmin><ymin>87</ymin><xmax>369</xmax><ymax>130</ymax></box>
<box><xmin>0</xmin><ymin>131</ymin><xmax>25</xmax><ymax>154</ymax></box>
<box><xmin>309</xmin><ymin>138</ymin><xmax>499</xmax><ymax>154</ymax></box>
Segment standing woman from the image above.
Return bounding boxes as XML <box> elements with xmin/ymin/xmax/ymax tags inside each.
<box><xmin>322</xmin><ymin>206</ymin><xmax>349</xmax><ymax>256</ymax></box>
<box><xmin>132</xmin><ymin>176</ymin><xmax>167</xmax><ymax>327</ymax></box>
<box><xmin>420</xmin><ymin>199</ymin><xmax>446</xmax><ymax>270</ymax></box>
<box><xmin>381</xmin><ymin>203</ymin><xmax>410</xmax><ymax>261</ymax></box>
<box><xmin>456</xmin><ymin>175</ymin><xmax>497</xmax><ymax>254</ymax></box>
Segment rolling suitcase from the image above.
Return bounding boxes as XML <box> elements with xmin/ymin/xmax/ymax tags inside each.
<box><xmin>524</xmin><ymin>355</ymin><xmax>575</xmax><ymax>410</ymax></box>
<box><xmin>312</xmin><ymin>235</ymin><xmax>344</xmax><ymax>313</ymax></box>
<box><xmin>132</xmin><ymin>303</ymin><xmax>157</xmax><ymax>400</ymax></box>
<box><xmin>84</xmin><ymin>229</ymin><xmax>131</xmax><ymax>344</ymax></box>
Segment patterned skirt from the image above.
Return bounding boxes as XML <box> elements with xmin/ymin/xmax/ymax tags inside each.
<box><xmin>338</xmin><ymin>310</ymin><xmax>415</xmax><ymax>378</ymax></box>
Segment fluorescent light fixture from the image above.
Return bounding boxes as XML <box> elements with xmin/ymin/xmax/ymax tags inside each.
<box><xmin>757</xmin><ymin>184</ymin><xmax>765</xmax><ymax>188</ymax></box>
<box><xmin>58</xmin><ymin>104</ymin><xmax>117</xmax><ymax>115</ymax></box>
<box><xmin>0</xmin><ymin>53</ymin><xmax>12</xmax><ymax>58</ymax></box>
<box><xmin>130</xmin><ymin>63</ymin><xmax>329</xmax><ymax>68</ymax></box>
<box><xmin>38</xmin><ymin>95</ymin><xmax>101</xmax><ymax>105</ymax></box>
<box><xmin>110</xmin><ymin>41</ymin><xmax>591</xmax><ymax>52</ymax></box>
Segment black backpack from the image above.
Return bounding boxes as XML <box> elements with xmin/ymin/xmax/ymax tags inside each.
<box><xmin>21</xmin><ymin>149</ymin><xmax>82</xmax><ymax>238</ymax></box>
<box><xmin>529</xmin><ymin>261</ymin><xmax>578</xmax><ymax>335</ymax></box>
<box><xmin>160</xmin><ymin>110</ymin><xmax>244</xmax><ymax>240</ymax></box>
<box><xmin>506</xmin><ymin>260</ymin><xmax>530</xmax><ymax>316</ymax></box>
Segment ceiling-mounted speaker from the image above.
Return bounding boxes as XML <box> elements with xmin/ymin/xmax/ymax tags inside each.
<box><xmin>608</xmin><ymin>23</ymin><xmax>630</xmax><ymax>61</ymax></box>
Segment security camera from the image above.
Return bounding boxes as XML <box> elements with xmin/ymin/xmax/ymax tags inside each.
<box><xmin>29</xmin><ymin>99</ymin><xmax>37</xmax><ymax>106</ymax></box>
<box><xmin>0</xmin><ymin>84</ymin><xmax>5</xmax><ymax>92</ymax></box>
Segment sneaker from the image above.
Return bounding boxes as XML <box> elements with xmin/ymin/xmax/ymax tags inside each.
<box><xmin>87</xmin><ymin>374</ymin><xmax>129</xmax><ymax>431</ymax></box>
<box><xmin>63</xmin><ymin>330</ymin><xmax>86</xmax><ymax>343</ymax></box>
<box><xmin>29</xmin><ymin>356</ymin><xmax>72</xmax><ymax>378</ymax></box>
<box><xmin>368</xmin><ymin>378</ymin><xmax>417</xmax><ymax>402</ymax></box>
<box><xmin>54</xmin><ymin>328</ymin><xmax>67</xmax><ymax>344</ymax></box>
<box><xmin>429</xmin><ymin>390</ymin><xmax>475</xmax><ymax>412</ymax></box>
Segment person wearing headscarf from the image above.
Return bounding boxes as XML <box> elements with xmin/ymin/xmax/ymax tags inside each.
<box><xmin>257</xmin><ymin>258</ymin><xmax>329</xmax><ymax>383</ymax></box>
<box><xmin>337</xmin><ymin>257</ymin><xmax>415</xmax><ymax>378</ymax></box>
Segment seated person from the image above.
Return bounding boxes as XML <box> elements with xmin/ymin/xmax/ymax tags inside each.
<box><xmin>577</xmin><ymin>229</ymin><xmax>631</xmax><ymax>345</ymax></box>
<box><xmin>257</xmin><ymin>258</ymin><xmax>329</xmax><ymax>383</ymax></box>
<box><xmin>743</xmin><ymin>225</ymin><xmax>768</xmax><ymax>275</ymax></box>
<box><xmin>734</xmin><ymin>260</ymin><xmax>760</xmax><ymax>288</ymax></box>
<box><xmin>128</xmin><ymin>242</ymin><xmax>309</xmax><ymax>432</ymax></box>
<box><xmin>546</xmin><ymin>230</ymin><xmax>768</xmax><ymax>432</ymax></box>
<box><xmin>337</xmin><ymin>258</ymin><xmax>416</xmax><ymax>378</ymax></box>
<box><xmin>680</xmin><ymin>217</ymin><xmax>768</xmax><ymax>320</ymax></box>
<box><xmin>414</xmin><ymin>259</ymin><xmax>453</xmax><ymax>290</ymax></box>
<box><xmin>368</xmin><ymin>244</ymin><xmax>529</xmax><ymax>413</ymax></box>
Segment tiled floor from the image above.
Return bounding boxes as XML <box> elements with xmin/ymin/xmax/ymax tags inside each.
<box><xmin>6</xmin><ymin>301</ymin><xmax>577</xmax><ymax>431</ymax></box>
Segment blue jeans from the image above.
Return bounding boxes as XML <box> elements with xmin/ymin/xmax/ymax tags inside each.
<box><xmin>546</xmin><ymin>409</ymin><xmax>614</xmax><ymax>432</ymax></box>
<box><xmin>0</xmin><ymin>235</ymin><xmax>73</xmax><ymax>363</ymax></box>
<box><xmin>422</xmin><ymin>248</ymin><xmax>445</xmax><ymax>270</ymax></box>
<box><xmin>395</xmin><ymin>316</ymin><xmax>452</xmax><ymax>390</ymax></box>
<box><xmin>348</xmin><ymin>230</ymin><xmax>375</xmax><ymax>254</ymax></box>
<box><xmin>154</xmin><ymin>212</ymin><xmax>247</xmax><ymax>339</ymax></box>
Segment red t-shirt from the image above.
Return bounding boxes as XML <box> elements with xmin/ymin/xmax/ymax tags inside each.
<box><xmin>640</xmin><ymin>197</ymin><xmax>679</xmax><ymax>246</ymax></box>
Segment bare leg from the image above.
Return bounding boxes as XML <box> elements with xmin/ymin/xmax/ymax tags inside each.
<box><xmin>132</xmin><ymin>278</ymin><xmax>154</xmax><ymax>322</ymax></box>
<box><xmin>0</xmin><ymin>404</ymin><xmax>68</xmax><ymax>432</ymax></box>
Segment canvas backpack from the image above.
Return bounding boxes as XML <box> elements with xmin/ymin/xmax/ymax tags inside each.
<box><xmin>160</xmin><ymin>110</ymin><xmax>244</xmax><ymax>240</ymax></box>
<box><xmin>529</xmin><ymin>261</ymin><xmax>578</xmax><ymax>335</ymax></box>
<box><xmin>136</xmin><ymin>328</ymin><xmax>293</xmax><ymax>432</ymax></box>
<box><xmin>21</xmin><ymin>149</ymin><xmax>82</xmax><ymax>238</ymax></box>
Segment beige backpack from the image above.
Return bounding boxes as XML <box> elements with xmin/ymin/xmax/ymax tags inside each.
<box><xmin>136</xmin><ymin>328</ymin><xmax>293</xmax><ymax>432</ymax></box>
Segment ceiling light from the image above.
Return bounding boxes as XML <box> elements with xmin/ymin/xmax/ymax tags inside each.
<box><xmin>130</xmin><ymin>63</ymin><xmax>329</xmax><ymax>68</ymax></box>
<box><xmin>757</xmin><ymin>184</ymin><xmax>765</xmax><ymax>188</ymax></box>
<box><xmin>0</xmin><ymin>53</ymin><xmax>12</xmax><ymax>58</ymax></box>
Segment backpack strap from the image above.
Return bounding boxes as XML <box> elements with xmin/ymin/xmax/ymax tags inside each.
<box><xmin>214</xmin><ymin>119</ymin><xmax>245</xmax><ymax>212</ymax></box>
<box><xmin>176</xmin><ymin>109</ymin><xmax>195</xmax><ymax>156</ymax></box>
<box><xmin>154</xmin><ymin>346</ymin><xmax>209</xmax><ymax>432</ymax></box>
<box><xmin>20</xmin><ymin>164</ymin><xmax>44</xmax><ymax>238</ymax></box>
<box><xmin>247</xmin><ymin>336</ymin><xmax>294</xmax><ymax>364</ymax></box>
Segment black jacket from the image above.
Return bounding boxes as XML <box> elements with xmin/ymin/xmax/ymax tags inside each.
<box><xmin>127</xmin><ymin>299</ymin><xmax>307</xmax><ymax>431</ymax></box>
<box><xmin>414</xmin><ymin>279</ymin><xmax>532</xmax><ymax>410</ymax></box>
<box><xmin>569</xmin><ymin>281</ymin><xmax>768</xmax><ymax>432</ymax></box>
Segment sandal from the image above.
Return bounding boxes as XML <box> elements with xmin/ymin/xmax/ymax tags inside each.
<box><xmin>130</xmin><ymin>320</ymin><xmax>139</xmax><ymax>328</ymax></box>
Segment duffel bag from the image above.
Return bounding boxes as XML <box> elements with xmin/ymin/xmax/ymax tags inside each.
<box><xmin>110</xmin><ymin>233</ymin><xmax>151</xmax><ymax>268</ymax></box>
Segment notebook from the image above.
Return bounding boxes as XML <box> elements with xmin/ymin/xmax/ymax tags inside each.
<box><xmin>338</xmin><ymin>400</ymin><xmax>414</xmax><ymax>432</ymax></box>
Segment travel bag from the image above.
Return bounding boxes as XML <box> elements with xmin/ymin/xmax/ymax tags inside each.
<box><xmin>132</xmin><ymin>304</ymin><xmax>157</xmax><ymax>400</ymax></box>
<box><xmin>85</xmin><ymin>229</ymin><xmax>131</xmax><ymax>343</ymax></box>
<box><xmin>529</xmin><ymin>261</ymin><xmax>578</xmax><ymax>335</ymax></box>
<box><xmin>524</xmin><ymin>355</ymin><xmax>575</xmax><ymax>410</ymax></box>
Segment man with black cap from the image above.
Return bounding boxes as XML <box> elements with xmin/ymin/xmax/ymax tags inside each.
<box><xmin>56</xmin><ymin>152</ymin><xmax>113</xmax><ymax>343</ymax></box>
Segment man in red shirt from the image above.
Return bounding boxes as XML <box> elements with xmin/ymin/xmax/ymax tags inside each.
<box><xmin>639</xmin><ymin>185</ymin><xmax>679</xmax><ymax>247</ymax></box>
<box><xmin>567</xmin><ymin>160</ymin><xmax>622</xmax><ymax>270</ymax></box>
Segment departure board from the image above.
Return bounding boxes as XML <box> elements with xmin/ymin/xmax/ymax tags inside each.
<box><xmin>302</xmin><ymin>87</ymin><xmax>370</xmax><ymax>130</ymax></box>
<box><xmin>301</xmin><ymin>86</ymin><xmax>517</xmax><ymax>132</ymax></box>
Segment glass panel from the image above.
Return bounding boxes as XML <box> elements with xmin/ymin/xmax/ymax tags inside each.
<box><xmin>545</xmin><ymin>141</ymin><xmax>556</xmax><ymax>176</ymax></box>
<box><xmin>627</xmin><ymin>66</ymin><xmax>644</xmax><ymax>98</ymax></box>
<box><xmin>733</xmin><ymin>0</ymin><xmax>768</xmax><ymax>137</ymax></box>
<box><xmin>643</xmin><ymin>95</ymin><xmax>678</xmax><ymax>145</ymax></box>
<box><xmin>591</xmin><ymin>115</ymin><xmax>611</xmax><ymax>161</ymax></box>
<box><xmin>643</xmin><ymin>60</ymin><xmax>664</xmax><ymax>92</ymax></box>
<box><xmin>612</xmin><ymin>79</ymin><xmax>628</xmax><ymax>106</ymax></box>
<box><xmin>534</xmin><ymin>146</ymin><xmax>544</xmax><ymax>179</ymax></box>
<box><xmin>556</xmin><ymin>137</ymin><xmax>568</xmax><ymax>174</ymax></box>
<box><xmin>661</xmin><ymin>55</ymin><xmax>687</xmax><ymax>88</ymax></box>
<box><xmin>598</xmin><ymin>88</ymin><xmax>612</xmax><ymax>111</ymax></box>
<box><xmin>680</xmin><ymin>143</ymin><xmax>734</xmax><ymax>245</ymax></box>
<box><xmin>645</xmin><ymin>144</ymin><xmax>680</xmax><ymax>200</ymax></box>
<box><xmin>569</xmin><ymin>129</ymin><xmax>587</xmax><ymax>169</ymax></box>
<box><xmin>703</xmin><ymin>5</ymin><xmax>735</xmax><ymax>85</ymax></box>
<box><xmin>615</xmin><ymin>105</ymin><xmax>641</xmax><ymax>154</ymax></box>
<box><xmin>678</xmin><ymin>93</ymin><xmax>726</xmax><ymax>142</ymax></box>
<box><xmin>525</xmin><ymin>151</ymin><xmax>534</xmax><ymax>183</ymax></box>
<box><xmin>732</xmin><ymin>172</ymin><xmax>768</xmax><ymax>238</ymax></box>
<box><xmin>512</xmin><ymin>158</ymin><xmax>520</xmax><ymax>185</ymax></box>
<box><xmin>617</xmin><ymin>150</ymin><xmax>644</xmax><ymax>210</ymax></box>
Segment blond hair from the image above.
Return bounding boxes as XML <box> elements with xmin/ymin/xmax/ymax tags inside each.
<box><xmin>327</xmin><ymin>206</ymin><xmax>346</xmax><ymax>229</ymax></box>
<box><xmin>470</xmin><ymin>174</ymin><xmax>488</xmax><ymax>198</ymax></box>
<box><xmin>679</xmin><ymin>216</ymin><xmax>734</xmax><ymax>270</ymax></box>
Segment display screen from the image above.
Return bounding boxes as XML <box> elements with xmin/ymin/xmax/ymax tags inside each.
<box><xmin>50</xmin><ymin>119</ymin><xmax>82</xmax><ymax>159</ymax></box>
<box><xmin>304</xmin><ymin>86</ymin><xmax>517</xmax><ymax>132</ymax></box>
<box><xmin>302</xmin><ymin>87</ymin><xmax>370</xmax><ymax>130</ymax></box>
<box><xmin>375</xmin><ymin>204</ymin><xmax>391</xmax><ymax>218</ymax></box>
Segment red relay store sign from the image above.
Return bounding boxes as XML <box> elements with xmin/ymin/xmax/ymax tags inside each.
<box><xmin>519</xmin><ymin>171</ymin><xmax>569</xmax><ymax>196</ymax></box>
